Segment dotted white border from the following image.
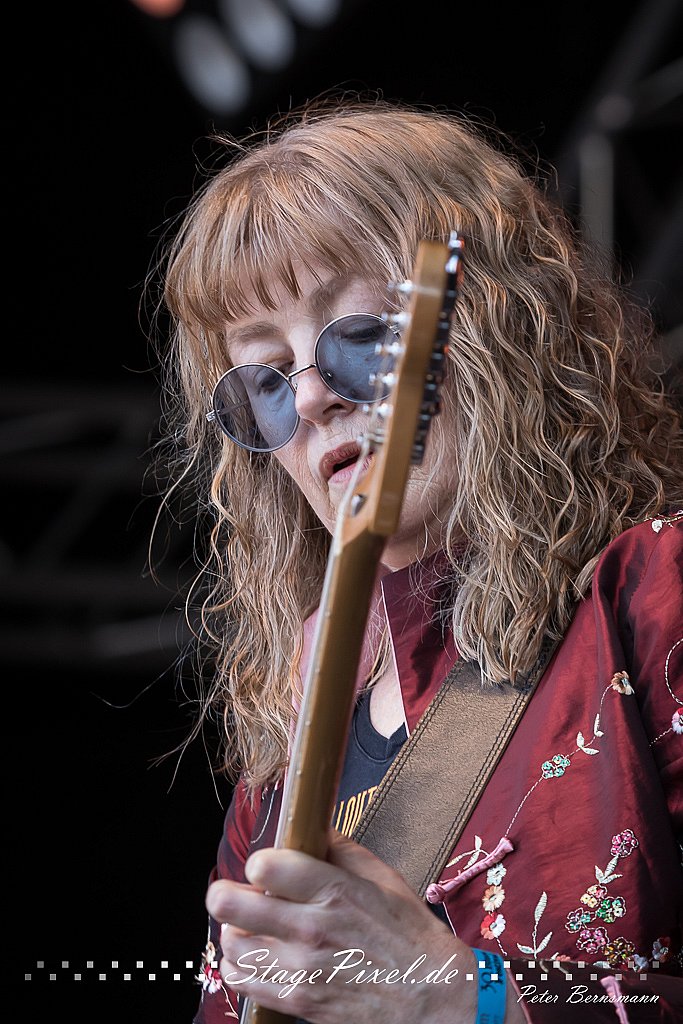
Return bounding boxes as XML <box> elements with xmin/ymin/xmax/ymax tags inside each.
<box><xmin>23</xmin><ymin>957</ymin><xmax>660</xmax><ymax>983</ymax></box>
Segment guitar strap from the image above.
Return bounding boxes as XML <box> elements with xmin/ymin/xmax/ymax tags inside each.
<box><xmin>351</xmin><ymin>632</ymin><xmax>562</xmax><ymax>898</ymax></box>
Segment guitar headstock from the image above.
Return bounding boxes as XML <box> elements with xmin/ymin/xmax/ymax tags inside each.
<box><xmin>338</xmin><ymin>231</ymin><xmax>464</xmax><ymax>544</ymax></box>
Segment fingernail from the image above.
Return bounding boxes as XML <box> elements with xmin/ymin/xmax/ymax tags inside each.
<box><xmin>245</xmin><ymin>852</ymin><xmax>263</xmax><ymax>883</ymax></box>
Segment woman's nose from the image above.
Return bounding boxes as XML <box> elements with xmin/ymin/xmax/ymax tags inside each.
<box><xmin>292</xmin><ymin>364</ymin><xmax>356</xmax><ymax>425</ymax></box>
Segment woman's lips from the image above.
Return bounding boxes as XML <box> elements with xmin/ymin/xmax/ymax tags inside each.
<box><xmin>327</xmin><ymin>452</ymin><xmax>373</xmax><ymax>486</ymax></box>
<box><xmin>319</xmin><ymin>440</ymin><xmax>362</xmax><ymax>480</ymax></box>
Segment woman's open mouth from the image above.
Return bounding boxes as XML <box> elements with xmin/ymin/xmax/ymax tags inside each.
<box><xmin>328</xmin><ymin>451</ymin><xmax>373</xmax><ymax>485</ymax></box>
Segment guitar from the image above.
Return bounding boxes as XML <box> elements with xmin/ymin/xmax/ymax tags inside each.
<box><xmin>239</xmin><ymin>232</ymin><xmax>464</xmax><ymax>1024</ymax></box>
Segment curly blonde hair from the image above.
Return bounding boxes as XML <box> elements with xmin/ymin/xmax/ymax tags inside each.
<box><xmin>152</xmin><ymin>97</ymin><xmax>683</xmax><ymax>792</ymax></box>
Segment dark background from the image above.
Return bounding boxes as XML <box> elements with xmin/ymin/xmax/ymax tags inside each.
<box><xmin>4</xmin><ymin>0</ymin><xmax>681</xmax><ymax>1019</ymax></box>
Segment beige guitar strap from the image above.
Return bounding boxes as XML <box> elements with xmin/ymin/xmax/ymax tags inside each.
<box><xmin>351</xmin><ymin>633</ymin><xmax>562</xmax><ymax>897</ymax></box>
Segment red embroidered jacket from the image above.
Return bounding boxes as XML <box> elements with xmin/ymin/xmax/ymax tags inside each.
<box><xmin>194</xmin><ymin>516</ymin><xmax>683</xmax><ymax>1023</ymax></box>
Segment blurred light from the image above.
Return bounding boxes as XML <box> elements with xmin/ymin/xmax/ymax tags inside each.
<box><xmin>284</xmin><ymin>0</ymin><xmax>341</xmax><ymax>28</ymax></box>
<box><xmin>133</xmin><ymin>0</ymin><xmax>347</xmax><ymax>119</ymax></box>
<box><xmin>219</xmin><ymin>0</ymin><xmax>296</xmax><ymax>72</ymax></box>
<box><xmin>129</xmin><ymin>0</ymin><xmax>186</xmax><ymax>17</ymax></box>
<box><xmin>173</xmin><ymin>14</ymin><xmax>250</xmax><ymax>115</ymax></box>
<box><xmin>595</xmin><ymin>93</ymin><xmax>633</xmax><ymax>130</ymax></box>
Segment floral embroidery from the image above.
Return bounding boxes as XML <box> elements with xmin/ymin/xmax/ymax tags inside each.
<box><xmin>611</xmin><ymin>829</ymin><xmax>639</xmax><ymax>858</ymax></box>
<box><xmin>558</xmin><ymin>832</ymin><xmax>642</xmax><ymax>965</ymax></box>
<box><xmin>653</xmin><ymin>936</ymin><xmax>672</xmax><ymax>962</ymax></box>
<box><xmin>486</xmin><ymin>863</ymin><xmax>506</xmax><ymax>886</ymax></box>
<box><xmin>596</xmin><ymin>896</ymin><xmax>627</xmax><ymax>923</ymax></box>
<box><xmin>580</xmin><ymin>884</ymin><xmax>607</xmax><ymax>908</ymax></box>
<box><xmin>650</xmin><ymin>638</ymin><xmax>682</xmax><ymax>747</ymax></box>
<box><xmin>649</xmin><ymin>509</ymin><xmax>683</xmax><ymax>532</ymax></box>
<box><xmin>482</xmin><ymin>884</ymin><xmax>506</xmax><ymax>911</ymax></box>
<box><xmin>541</xmin><ymin>753</ymin><xmax>570</xmax><ymax>778</ymax></box>
<box><xmin>603</xmin><ymin>937</ymin><xmax>636</xmax><ymax>968</ymax></box>
<box><xmin>472</xmin><ymin>848</ymin><xmax>509</xmax><ymax>940</ymax></box>
<box><xmin>566</xmin><ymin>907</ymin><xmax>595</xmax><ymax>932</ymax></box>
<box><xmin>456</xmin><ymin>627</ymin><xmax>678</xmax><ymax>963</ymax></box>
<box><xmin>516</xmin><ymin>892</ymin><xmax>553</xmax><ymax>957</ymax></box>
<box><xmin>506</xmin><ymin>667</ymin><xmax>646</xmax><ymax>842</ymax></box>
<box><xmin>196</xmin><ymin>941</ymin><xmax>224</xmax><ymax>995</ymax></box>
<box><xmin>576</xmin><ymin>927</ymin><xmax>609</xmax><ymax>953</ymax></box>
<box><xmin>481</xmin><ymin>912</ymin><xmax>506</xmax><ymax>939</ymax></box>
<box><xmin>610</xmin><ymin>671</ymin><xmax>634</xmax><ymax>695</ymax></box>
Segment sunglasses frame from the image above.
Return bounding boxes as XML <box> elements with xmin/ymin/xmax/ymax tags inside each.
<box><xmin>206</xmin><ymin>312</ymin><xmax>399</xmax><ymax>453</ymax></box>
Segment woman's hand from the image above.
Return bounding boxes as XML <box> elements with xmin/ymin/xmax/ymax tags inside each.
<box><xmin>206</xmin><ymin>829</ymin><xmax>483</xmax><ymax>1023</ymax></box>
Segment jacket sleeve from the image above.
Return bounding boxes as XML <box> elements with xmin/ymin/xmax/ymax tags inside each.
<box><xmin>507</xmin><ymin>518</ymin><xmax>683</xmax><ymax>1022</ymax></box>
<box><xmin>192</xmin><ymin>778</ymin><xmax>263</xmax><ymax>1023</ymax></box>
<box><xmin>625</xmin><ymin>518</ymin><xmax>682</xmax><ymax>837</ymax></box>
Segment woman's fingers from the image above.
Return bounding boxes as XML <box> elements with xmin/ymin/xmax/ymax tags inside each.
<box><xmin>206</xmin><ymin>861</ymin><xmax>383</xmax><ymax>951</ymax></box>
<box><xmin>206</xmin><ymin>835</ymin><xmax>480</xmax><ymax>1024</ymax></box>
<box><xmin>243</xmin><ymin>830</ymin><xmax>414</xmax><ymax>903</ymax></box>
<box><xmin>242</xmin><ymin>841</ymin><xmax>383</xmax><ymax>906</ymax></box>
<box><xmin>207</xmin><ymin>831</ymin><xmax>426</xmax><ymax>947</ymax></box>
<box><xmin>207</xmin><ymin>879</ymin><xmax>298</xmax><ymax>938</ymax></box>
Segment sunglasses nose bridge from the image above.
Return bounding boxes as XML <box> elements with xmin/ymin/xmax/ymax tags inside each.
<box><xmin>287</xmin><ymin>361</ymin><xmax>319</xmax><ymax>392</ymax></box>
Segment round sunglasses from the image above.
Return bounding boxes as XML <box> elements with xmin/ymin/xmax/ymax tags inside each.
<box><xmin>206</xmin><ymin>312</ymin><xmax>399</xmax><ymax>452</ymax></box>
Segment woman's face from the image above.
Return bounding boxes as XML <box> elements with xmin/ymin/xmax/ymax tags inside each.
<box><xmin>224</xmin><ymin>266</ymin><xmax>457</xmax><ymax>570</ymax></box>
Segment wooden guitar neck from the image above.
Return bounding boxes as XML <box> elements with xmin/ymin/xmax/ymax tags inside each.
<box><xmin>239</xmin><ymin>235</ymin><xmax>464</xmax><ymax>1024</ymax></box>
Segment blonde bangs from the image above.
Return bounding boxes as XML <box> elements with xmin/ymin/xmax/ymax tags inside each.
<box><xmin>166</xmin><ymin>154</ymin><xmax>410</xmax><ymax>384</ymax></box>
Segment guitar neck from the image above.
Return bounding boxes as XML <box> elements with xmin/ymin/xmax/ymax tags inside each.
<box><xmin>276</xmin><ymin>529</ymin><xmax>387</xmax><ymax>856</ymax></box>
<box><xmin>240</xmin><ymin>531</ymin><xmax>387</xmax><ymax>1024</ymax></box>
<box><xmin>238</xmin><ymin>235</ymin><xmax>463</xmax><ymax>1024</ymax></box>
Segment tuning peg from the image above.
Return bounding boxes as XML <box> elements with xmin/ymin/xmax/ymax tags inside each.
<box><xmin>368</xmin><ymin>371</ymin><xmax>397</xmax><ymax>387</ymax></box>
<box><xmin>445</xmin><ymin>250</ymin><xmax>462</xmax><ymax>274</ymax></box>
<box><xmin>447</xmin><ymin>231</ymin><xmax>464</xmax><ymax>253</ymax></box>
<box><xmin>386</xmin><ymin>279</ymin><xmax>414</xmax><ymax>295</ymax></box>
<box><xmin>381</xmin><ymin>310</ymin><xmax>410</xmax><ymax>329</ymax></box>
<box><xmin>374</xmin><ymin>339</ymin><xmax>404</xmax><ymax>358</ymax></box>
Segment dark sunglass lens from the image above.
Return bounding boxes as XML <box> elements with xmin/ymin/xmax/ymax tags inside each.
<box><xmin>317</xmin><ymin>314</ymin><xmax>394</xmax><ymax>402</ymax></box>
<box><xmin>213</xmin><ymin>365</ymin><xmax>298</xmax><ymax>451</ymax></box>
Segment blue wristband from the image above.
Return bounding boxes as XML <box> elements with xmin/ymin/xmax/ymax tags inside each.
<box><xmin>470</xmin><ymin>947</ymin><xmax>507</xmax><ymax>1024</ymax></box>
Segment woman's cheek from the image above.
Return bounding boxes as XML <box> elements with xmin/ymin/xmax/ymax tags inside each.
<box><xmin>275</xmin><ymin>449</ymin><xmax>334</xmax><ymax>528</ymax></box>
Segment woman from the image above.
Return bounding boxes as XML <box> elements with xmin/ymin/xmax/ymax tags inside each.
<box><xmin>154</xmin><ymin>98</ymin><xmax>683</xmax><ymax>1022</ymax></box>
